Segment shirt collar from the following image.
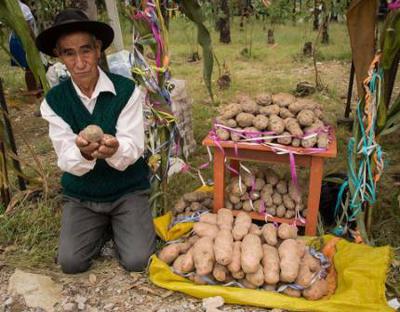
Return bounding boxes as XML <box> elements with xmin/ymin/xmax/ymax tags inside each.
<box><xmin>71</xmin><ymin>67</ymin><xmax>116</xmax><ymax>101</ymax></box>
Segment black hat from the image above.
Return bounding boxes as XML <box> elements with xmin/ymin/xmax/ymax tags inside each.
<box><xmin>36</xmin><ymin>8</ymin><xmax>114</xmax><ymax>57</ymax></box>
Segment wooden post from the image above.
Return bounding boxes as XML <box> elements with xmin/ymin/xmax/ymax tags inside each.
<box><xmin>0</xmin><ymin>142</ymin><xmax>11</xmax><ymax>207</ymax></box>
<box><xmin>105</xmin><ymin>0</ymin><xmax>124</xmax><ymax>51</ymax></box>
<box><xmin>213</xmin><ymin>149</ymin><xmax>225</xmax><ymax>212</ymax></box>
<box><xmin>345</xmin><ymin>62</ymin><xmax>355</xmax><ymax>118</ymax></box>
<box><xmin>306</xmin><ymin>157</ymin><xmax>324</xmax><ymax>236</ymax></box>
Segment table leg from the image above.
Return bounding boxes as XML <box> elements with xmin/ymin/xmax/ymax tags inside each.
<box><xmin>305</xmin><ymin>157</ymin><xmax>324</xmax><ymax>236</ymax></box>
<box><xmin>229</xmin><ymin>159</ymin><xmax>240</xmax><ymax>177</ymax></box>
<box><xmin>213</xmin><ymin>149</ymin><xmax>226</xmax><ymax>213</ymax></box>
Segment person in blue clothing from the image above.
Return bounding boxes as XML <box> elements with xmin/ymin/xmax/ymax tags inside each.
<box><xmin>36</xmin><ymin>8</ymin><xmax>156</xmax><ymax>274</ymax></box>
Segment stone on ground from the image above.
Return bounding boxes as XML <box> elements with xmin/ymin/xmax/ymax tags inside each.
<box><xmin>8</xmin><ymin>269</ymin><xmax>62</xmax><ymax>312</ymax></box>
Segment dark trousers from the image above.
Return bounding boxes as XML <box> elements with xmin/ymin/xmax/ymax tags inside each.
<box><xmin>58</xmin><ymin>190</ymin><xmax>156</xmax><ymax>274</ymax></box>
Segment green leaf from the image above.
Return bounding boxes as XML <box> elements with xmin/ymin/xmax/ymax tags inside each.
<box><xmin>379</xmin><ymin>109</ymin><xmax>400</xmax><ymax>136</ymax></box>
<box><xmin>380</xmin><ymin>122</ymin><xmax>400</xmax><ymax>136</ymax></box>
<box><xmin>386</xmin><ymin>93</ymin><xmax>400</xmax><ymax>120</ymax></box>
<box><xmin>377</xmin><ymin>75</ymin><xmax>387</xmax><ymax>131</ymax></box>
<box><xmin>323</xmin><ymin>177</ymin><xmax>345</xmax><ymax>185</ymax></box>
<box><xmin>178</xmin><ymin>0</ymin><xmax>214</xmax><ymax>102</ymax></box>
<box><xmin>381</xmin><ymin>11</ymin><xmax>400</xmax><ymax>70</ymax></box>
<box><xmin>136</xmin><ymin>37</ymin><xmax>157</xmax><ymax>47</ymax></box>
<box><xmin>0</xmin><ymin>0</ymin><xmax>49</xmax><ymax>92</ymax></box>
<box><xmin>149</xmin><ymin>191</ymin><xmax>164</xmax><ymax>204</ymax></box>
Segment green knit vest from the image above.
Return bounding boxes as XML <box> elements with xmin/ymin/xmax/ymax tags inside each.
<box><xmin>46</xmin><ymin>72</ymin><xmax>149</xmax><ymax>202</ymax></box>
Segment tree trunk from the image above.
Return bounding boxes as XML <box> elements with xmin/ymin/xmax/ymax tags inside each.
<box><xmin>85</xmin><ymin>0</ymin><xmax>97</xmax><ymax>20</ymax></box>
<box><xmin>321</xmin><ymin>21</ymin><xmax>329</xmax><ymax>44</ymax></box>
<box><xmin>105</xmin><ymin>0</ymin><xmax>124</xmax><ymax>51</ymax></box>
<box><xmin>267</xmin><ymin>29</ymin><xmax>275</xmax><ymax>45</ymax></box>
<box><xmin>321</xmin><ymin>3</ymin><xmax>329</xmax><ymax>44</ymax></box>
<box><xmin>160</xmin><ymin>1</ymin><xmax>169</xmax><ymax>29</ymax></box>
<box><xmin>292</xmin><ymin>0</ymin><xmax>296</xmax><ymax>24</ymax></box>
<box><xmin>313</xmin><ymin>0</ymin><xmax>320</xmax><ymax>31</ymax></box>
<box><xmin>219</xmin><ymin>0</ymin><xmax>231</xmax><ymax>44</ymax></box>
<box><xmin>303</xmin><ymin>41</ymin><xmax>313</xmax><ymax>56</ymax></box>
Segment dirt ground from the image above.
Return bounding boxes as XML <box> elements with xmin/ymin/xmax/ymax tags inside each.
<box><xmin>0</xmin><ymin>255</ymin><xmax>271</xmax><ymax>312</ymax></box>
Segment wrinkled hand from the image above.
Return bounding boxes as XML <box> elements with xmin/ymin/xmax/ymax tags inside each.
<box><xmin>76</xmin><ymin>133</ymin><xmax>99</xmax><ymax>160</ymax></box>
<box><xmin>91</xmin><ymin>134</ymin><xmax>119</xmax><ymax>159</ymax></box>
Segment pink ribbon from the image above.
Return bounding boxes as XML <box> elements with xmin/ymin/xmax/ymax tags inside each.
<box><xmin>389</xmin><ymin>0</ymin><xmax>400</xmax><ymax>10</ymax></box>
<box><xmin>289</xmin><ymin>152</ymin><xmax>298</xmax><ymax>189</ymax></box>
<box><xmin>259</xmin><ymin>200</ymin><xmax>265</xmax><ymax>214</ymax></box>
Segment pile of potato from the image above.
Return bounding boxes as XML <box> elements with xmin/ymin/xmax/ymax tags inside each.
<box><xmin>158</xmin><ymin>209</ymin><xmax>330</xmax><ymax>300</ymax></box>
<box><xmin>215</xmin><ymin>93</ymin><xmax>329</xmax><ymax>148</ymax></box>
<box><xmin>172</xmin><ymin>191</ymin><xmax>213</xmax><ymax>218</ymax></box>
<box><xmin>225</xmin><ymin>168</ymin><xmax>307</xmax><ymax>219</ymax></box>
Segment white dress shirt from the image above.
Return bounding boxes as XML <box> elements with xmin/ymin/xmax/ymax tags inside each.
<box><xmin>40</xmin><ymin>68</ymin><xmax>146</xmax><ymax>177</ymax></box>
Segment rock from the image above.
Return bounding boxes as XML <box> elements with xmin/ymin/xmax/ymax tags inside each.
<box><xmin>4</xmin><ymin>297</ymin><xmax>13</xmax><ymax>306</ymax></box>
<box><xmin>8</xmin><ymin>269</ymin><xmax>62</xmax><ymax>312</ymax></box>
<box><xmin>202</xmin><ymin>296</ymin><xmax>224</xmax><ymax>311</ymax></box>
<box><xmin>88</xmin><ymin>274</ymin><xmax>97</xmax><ymax>285</ymax></box>
<box><xmin>388</xmin><ymin>298</ymin><xmax>400</xmax><ymax>310</ymax></box>
<box><xmin>62</xmin><ymin>302</ymin><xmax>76</xmax><ymax>311</ymax></box>
<box><xmin>75</xmin><ymin>295</ymin><xmax>87</xmax><ymax>310</ymax></box>
<box><xmin>104</xmin><ymin>303</ymin><xmax>114</xmax><ymax>310</ymax></box>
<box><xmin>86</xmin><ymin>306</ymin><xmax>99</xmax><ymax>312</ymax></box>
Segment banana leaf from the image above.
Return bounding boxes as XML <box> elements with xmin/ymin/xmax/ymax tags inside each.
<box><xmin>386</xmin><ymin>93</ymin><xmax>400</xmax><ymax>120</ymax></box>
<box><xmin>379</xmin><ymin>95</ymin><xmax>400</xmax><ymax>136</ymax></box>
<box><xmin>376</xmin><ymin>10</ymin><xmax>400</xmax><ymax>134</ymax></box>
<box><xmin>380</xmin><ymin>10</ymin><xmax>400</xmax><ymax>70</ymax></box>
<box><xmin>380</xmin><ymin>10</ymin><xmax>400</xmax><ymax>113</ymax></box>
<box><xmin>178</xmin><ymin>0</ymin><xmax>214</xmax><ymax>102</ymax></box>
<box><xmin>0</xmin><ymin>0</ymin><xmax>49</xmax><ymax>92</ymax></box>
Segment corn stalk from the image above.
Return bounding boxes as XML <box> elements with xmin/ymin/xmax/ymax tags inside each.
<box><xmin>178</xmin><ymin>0</ymin><xmax>214</xmax><ymax>102</ymax></box>
<box><xmin>128</xmin><ymin>0</ymin><xmax>178</xmax><ymax>216</ymax></box>
<box><xmin>0</xmin><ymin>0</ymin><xmax>50</xmax><ymax>209</ymax></box>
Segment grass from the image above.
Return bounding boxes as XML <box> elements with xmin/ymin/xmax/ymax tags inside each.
<box><xmin>0</xmin><ymin>197</ymin><xmax>61</xmax><ymax>268</ymax></box>
<box><xmin>0</xmin><ymin>15</ymin><xmax>398</xmax><ymax>294</ymax></box>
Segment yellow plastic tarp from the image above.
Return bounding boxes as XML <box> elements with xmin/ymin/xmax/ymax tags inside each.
<box><xmin>153</xmin><ymin>185</ymin><xmax>213</xmax><ymax>241</ymax></box>
<box><xmin>149</xmin><ymin>236</ymin><xmax>393</xmax><ymax>312</ymax></box>
<box><xmin>153</xmin><ymin>212</ymin><xmax>194</xmax><ymax>241</ymax></box>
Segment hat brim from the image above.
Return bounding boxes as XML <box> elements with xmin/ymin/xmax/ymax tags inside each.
<box><xmin>36</xmin><ymin>20</ymin><xmax>114</xmax><ymax>57</ymax></box>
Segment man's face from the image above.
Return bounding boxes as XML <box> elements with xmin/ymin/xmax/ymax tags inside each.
<box><xmin>55</xmin><ymin>32</ymin><xmax>101</xmax><ymax>86</ymax></box>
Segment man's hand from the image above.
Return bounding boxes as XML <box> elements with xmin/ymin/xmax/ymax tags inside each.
<box><xmin>76</xmin><ymin>133</ymin><xmax>99</xmax><ymax>160</ymax></box>
<box><xmin>91</xmin><ymin>134</ymin><xmax>119</xmax><ymax>159</ymax></box>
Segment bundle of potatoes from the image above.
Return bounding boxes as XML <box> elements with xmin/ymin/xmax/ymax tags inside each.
<box><xmin>225</xmin><ymin>168</ymin><xmax>307</xmax><ymax>219</ymax></box>
<box><xmin>158</xmin><ymin>209</ymin><xmax>330</xmax><ymax>300</ymax></box>
<box><xmin>172</xmin><ymin>191</ymin><xmax>213</xmax><ymax>218</ymax></box>
<box><xmin>215</xmin><ymin>93</ymin><xmax>329</xmax><ymax>148</ymax></box>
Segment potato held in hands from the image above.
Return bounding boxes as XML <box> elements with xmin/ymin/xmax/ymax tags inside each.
<box><xmin>81</xmin><ymin>125</ymin><xmax>104</xmax><ymax>143</ymax></box>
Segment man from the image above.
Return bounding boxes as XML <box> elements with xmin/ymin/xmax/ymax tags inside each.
<box><xmin>36</xmin><ymin>8</ymin><xmax>156</xmax><ymax>274</ymax></box>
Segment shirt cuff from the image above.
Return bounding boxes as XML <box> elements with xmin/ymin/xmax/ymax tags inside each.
<box><xmin>59</xmin><ymin>145</ymin><xmax>97</xmax><ymax>176</ymax></box>
<box><xmin>105</xmin><ymin>142</ymin><xmax>130</xmax><ymax>171</ymax></box>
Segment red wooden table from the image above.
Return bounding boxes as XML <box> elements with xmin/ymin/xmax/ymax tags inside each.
<box><xmin>202</xmin><ymin>130</ymin><xmax>337</xmax><ymax>235</ymax></box>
